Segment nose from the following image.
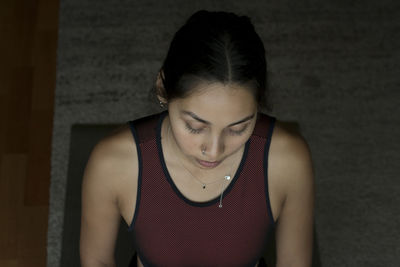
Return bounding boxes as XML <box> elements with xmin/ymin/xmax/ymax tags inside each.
<box><xmin>203</xmin><ymin>134</ymin><xmax>225</xmax><ymax>160</ymax></box>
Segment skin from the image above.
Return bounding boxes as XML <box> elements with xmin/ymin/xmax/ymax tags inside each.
<box><xmin>80</xmin><ymin>78</ymin><xmax>315</xmax><ymax>267</ymax></box>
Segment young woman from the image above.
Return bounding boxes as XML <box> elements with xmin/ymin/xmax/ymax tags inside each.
<box><xmin>80</xmin><ymin>10</ymin><xmax>314</xmax><ymax>267</ymax></box>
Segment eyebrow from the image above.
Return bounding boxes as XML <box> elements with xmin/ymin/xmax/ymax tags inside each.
<box><xmin>181</xmin><ymin>110</ymin><xmax>255</xmax><ymax>127</ymax></box>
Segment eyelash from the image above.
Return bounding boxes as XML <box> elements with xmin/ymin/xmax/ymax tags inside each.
<box><xmin>185</xmin><ymin>123</ymin><xmax>203</xmax><ymax>134</ymax></box>
<box><xmin>229</xmin><ymin>125</ymin><xmax>249</xmax><ymax>136</ymax></box>
<box><xmin>185</xmin><ymin>123</ymin><xmax>248</xmax><ymax>136</ymax></box>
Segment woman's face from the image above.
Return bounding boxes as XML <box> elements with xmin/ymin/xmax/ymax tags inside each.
<box><xmin>166</xmin><ymin>82</ymin><xmax>258</xmax><ymax>170</ymax></box>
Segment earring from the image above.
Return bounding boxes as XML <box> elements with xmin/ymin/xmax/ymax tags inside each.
<box><xmin>159</xmin><ymin>101</ymin><xmax>166</xmax><ymax>108</ymax></box>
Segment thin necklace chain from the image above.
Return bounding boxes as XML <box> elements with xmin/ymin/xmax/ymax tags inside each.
<box><xmin>180</xmin><ymin>157</ymin><xmax>232</xmax><ymax>189</ymax></box>
<box><xmin>165</xmin><ymin>122</ymin><xmax>236</xmax><ymax>208</ymax></box>
<box><xmin>166</xmin><ymin>124</ymin><xmax>233</xmax><ymax>189</ymax></box>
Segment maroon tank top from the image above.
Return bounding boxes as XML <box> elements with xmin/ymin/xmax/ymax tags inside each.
<box><xmin>127</xmin><ymin>111</ymin><xmax>276</xmax><ymax>266</ymax></box>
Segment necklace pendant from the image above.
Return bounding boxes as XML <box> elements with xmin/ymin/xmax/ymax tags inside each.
<box><xmin>202</xmin><ymin>185</ymin><xmax>206</xmax><ymax>189</ymax></box>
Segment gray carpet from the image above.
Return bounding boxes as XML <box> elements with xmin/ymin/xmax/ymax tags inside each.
<box><xmin>50</xmin><ymin>0</ymin><xmax>400</xmax><ymax>266</ymax></box>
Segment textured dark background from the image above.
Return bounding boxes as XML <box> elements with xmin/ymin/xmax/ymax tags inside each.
<box><xmin>49</xmin><ymin>0</ymin><xmax>400</xmax><ymax>266</ymax></box>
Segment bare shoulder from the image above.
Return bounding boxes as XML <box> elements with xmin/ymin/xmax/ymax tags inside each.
<box><xmin>267</xmin><ymin>121</ymin><xmax>315</xmax><ymax>264</ymax></box>
<box><xmin>269</xmin><ymin>120</ymin><xmax>314</xmax><ymax>205</ymax></box>
<box><xmin>91</xmin><ymin>124</ymin><xmax>136</xmax><ymax>160</ymax></box>
<box><xmin>83</xmin><ymin>124</ymin><xmax>138</xmax><ymax>208</ymax></box>
<box><xmin>80</xmin><ymin>124</ymin><xmax>138</xmax><ymax>262</ymax></box>
<box><xmin>271</xmin><ymin>121</ymin><xmax>313</xmax><ymax>166</ymax></box>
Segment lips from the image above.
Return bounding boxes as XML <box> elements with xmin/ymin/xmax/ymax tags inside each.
<box><xmin>197</xmin><ymin>159</ymin><xmax>221</xmax><ymax>168</ymax></box>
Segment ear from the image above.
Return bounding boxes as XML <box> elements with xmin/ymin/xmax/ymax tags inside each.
<box><xmin>156</xmin><ymin>70</ymin><xmax>168</xmax><ymax>104</ymax></box>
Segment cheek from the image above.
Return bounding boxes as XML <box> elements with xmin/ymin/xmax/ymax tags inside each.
<box><xmin>224</xmin><ymin>127</ymin><xmax>254</xmax><ymax>153</ymax></box>
<box><xmin>173</xmin><ymin>129</ymin><xmax>201</xmax><ymax>154</ymax></box>
<box><xmin>225</xmin><ymin>136</ymin><xmax>249</xmax><ymax>153</ymax></box>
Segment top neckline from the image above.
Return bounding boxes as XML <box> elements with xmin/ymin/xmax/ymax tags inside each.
<box><xmin>155</xmin><ymin>111</ymin><xmax>250</xmax><ymax>207</ymax></box>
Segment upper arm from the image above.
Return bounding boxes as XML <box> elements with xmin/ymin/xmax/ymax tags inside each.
<box><xmin>80</xmin><ymin>136</ymin><xmax>131</xmax><ymax>266</ymax></box>
<box><xmin>271</xmin><ymin>123</ymin><xmax>315</xmax><ymax>267</ymax></box>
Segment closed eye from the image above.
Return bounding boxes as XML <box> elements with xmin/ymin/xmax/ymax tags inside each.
<box><xmin>185</xmin><ymin>123</ymin><xmax>204</xmax><ymax>134</ymax></box>
<box><xmin>228</xmin><ymin>123</ymin><xmax>249</xmax><ymax>136</ymax></box>
<box><xmin>185</xmin><ymin>122</ymin><xmax>250</xmax><ymax>136</ymax></box>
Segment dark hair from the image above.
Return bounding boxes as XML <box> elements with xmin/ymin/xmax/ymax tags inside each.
<box><xmin>158</xmin><ymin>10</ymin><xmax>268</xmax><ymax>107</ymax></box>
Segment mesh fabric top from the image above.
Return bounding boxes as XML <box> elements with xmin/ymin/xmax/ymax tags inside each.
<box><xmin>128</xmin><ymin>111</ymin><xmax>275</xmax><ymax>266</ymax></box>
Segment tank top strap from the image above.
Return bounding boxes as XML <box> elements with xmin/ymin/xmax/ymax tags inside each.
<box><xmin>127</xmin><ymin>111</ymin><xmax>166</xmax><ymax>144</ymax></box>
<box><xmin>253</xmin><ymin>113</ymin><xmax>276</xmax><ymax>140</ymax></box>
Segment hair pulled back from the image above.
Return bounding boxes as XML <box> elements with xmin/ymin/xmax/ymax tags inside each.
<box><xmin>159</xmin><ymin>10</ymin><xmax>268</xmax><ymax>106</ymax></box>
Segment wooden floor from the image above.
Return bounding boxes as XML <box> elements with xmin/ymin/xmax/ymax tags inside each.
<box><xmin>0</xmin><ymin>0</ymin><xmax>59</xmax><ymax>266</ymax></box>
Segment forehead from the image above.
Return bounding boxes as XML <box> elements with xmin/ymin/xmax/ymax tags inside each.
<box><xmin>171</xmin><ymin>82</ymin><xmax>257</xmax><ymax>122</ymax></box>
